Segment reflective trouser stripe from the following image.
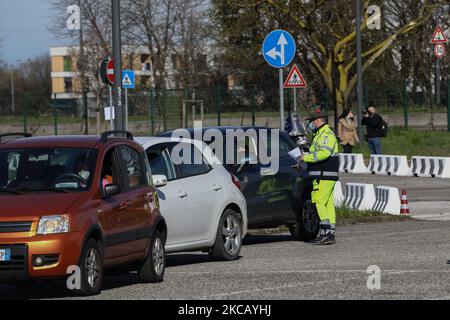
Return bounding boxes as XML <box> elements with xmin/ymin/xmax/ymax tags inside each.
<box><xmin>309</xmin><ymin>171</ymin><xmax>339</xmax><ymax>177</ymax></box>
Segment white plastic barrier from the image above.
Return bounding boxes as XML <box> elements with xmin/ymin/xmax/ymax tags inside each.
<box><xmin>368</xmin><ymin>155</ymin><xmax>410</xmax><ymax>176</ymax></box>
<box><xmin>338</xmin><ymin>153</ymin><xmax>369</xmax><ymax>174</ymax></box>
<box><xmin>372</xmin><ymin>186</ymin><xmax>401</xmax><ymax>215</ymax></box>
<box><xmin>334</xmin><ymin>181</ymin><xmax>345</xmax><ymax>207</ymax></box>
<box><xmin>343</xmin><ymin>183</ymin><xmax>376</xmax><ymax>211</ymax></box>
<box><xmin>411</xmin><ymin>156</ymin><xmax>450</xmax><ymax>178</ymax></box>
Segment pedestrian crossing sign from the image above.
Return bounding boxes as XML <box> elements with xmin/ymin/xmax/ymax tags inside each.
<box><xmin>283</xmin><ymin>64</ymin><xmax>307</xmax><ymax>88</ymax></box>
<box><xmin>122</xmin><ymin>70</ymin><xmax>135</xmax><ymax>89</ymax></box>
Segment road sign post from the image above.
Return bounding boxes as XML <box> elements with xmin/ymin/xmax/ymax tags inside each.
<box><xmin>262</xmin><ymin>30</ymin><xmax>296</xmax><ymax>129</ymax></box>
<box><xmin>112</xmin><ymin>0</ymin><xmax>123</xmax><ymax>131</ymax></box>
<box><xmin>122</xmin><ymin>70</ymin><xmax>135</xmax><ymax>130</ymax></box>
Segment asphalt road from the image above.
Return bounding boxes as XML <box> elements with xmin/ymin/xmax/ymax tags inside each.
<box><xmin>1</xmin><ymin>220</ymin><xmax>450</xmax><ymax>300</ymax></box>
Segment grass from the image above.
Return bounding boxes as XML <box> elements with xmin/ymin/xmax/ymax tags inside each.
<box><xmin>351</xmin><ymin>127</ymin><xmax>450</xmax><ymax>159</ymax></box>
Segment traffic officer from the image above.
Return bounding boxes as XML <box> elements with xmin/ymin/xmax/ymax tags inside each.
<box><xmin>297</xmin><ymin>110</ymin><xmax>339</xmax><ymax>245</ymax></box>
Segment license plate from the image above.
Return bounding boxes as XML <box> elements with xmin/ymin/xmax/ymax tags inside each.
<box><xmin>0</xmin><ymin>249</ymin><xmax>11</xmax><ymax>262</ymax></box>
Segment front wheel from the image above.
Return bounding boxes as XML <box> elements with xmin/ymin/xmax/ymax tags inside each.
<box><xmin>138</xmin><ymin>231</ymin><xmax>165</xmax><ymax>283</ymax></box>
<box><xmin>71</xmin><ymin>239</ymin><xmax>104</xmax><ymax>296</ymax></box>
<box><xmin>211</xmin><ymin>209</ymin><xmax>242</xmax><ymax>261</ymax></box>
<box><xmin>289</xmin><ymin>197</ymin><xmax>320</xmax><ymax>241</ymax></box>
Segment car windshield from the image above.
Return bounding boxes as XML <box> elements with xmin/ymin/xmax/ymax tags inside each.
<box><xmin>0</xmin><ymin>148</ymin><xmax>98</xmax><ymax>193</ymax></box>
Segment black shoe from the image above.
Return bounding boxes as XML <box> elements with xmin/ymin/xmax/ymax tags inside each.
<box><xmin>309</xmin><ymin>235</ymin><xmax>326</xmax><ymax>244</ymax></box>
<box><xmin>314</xmin><ymin>234</ymin><xmax>336</xmax><ymax>245</ymax></box>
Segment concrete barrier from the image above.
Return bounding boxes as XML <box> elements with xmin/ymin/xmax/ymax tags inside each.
<box><xmin>373</xmin><ymin>186</ymin><xmax>401</xmax><ymax>215</ymax></box>
<box><xmin>338</xmin><ymin>153</ymin><xmax>369</xmax><ymax>174</ymax></box>
<box><xmin>343</xmin><ymin>183</ymin><xmax>376</xmax><ymax>211</ymax></box>
<box><xmin>368</xmin><ymin>155</ymin><xmax>410</xmax><ymax>176</ymax></box>
<box><xmin>411</xmin><ymin>156</ymin><xmax>450</xmax><ymax>178</ymax></box>
<box><xmin>334</xmin><ymin>181</ymin><xmax>345</xmax><ymax>207</ymax></box>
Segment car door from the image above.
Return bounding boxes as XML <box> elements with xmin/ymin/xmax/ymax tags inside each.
<box><xmin>97</xmin><ymin>146</ymin><xmax>134</xmax><ymax>260</ymax></box>
<box><xmin>227</xmin><ymin>132</ymin><xmax>270</xmax><ymax>226</ymax></box>
<box><xmin>171</xmin><ymin>142</ymin><xmax>219</xmax><ymax>243</ymax></box>
<box><xmin>266</xmin><ymin>133</ymin><xmax>301</xmax><ymax>221</ymax></box>
<box><xmin>146</xmin><ymin>143</ymin><xmax>190</xmax><ymax>246</ymax></box>
<box><xmin>114</xmin><ymin>145</ymin><xmax>150</xmax><ymax>256</ymax></box>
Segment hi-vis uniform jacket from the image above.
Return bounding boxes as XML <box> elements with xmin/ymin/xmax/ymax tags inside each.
<box><xmin>303</xmin><ymin>124</ymin><xmax>340</xmax><ymax>181</ymax></box>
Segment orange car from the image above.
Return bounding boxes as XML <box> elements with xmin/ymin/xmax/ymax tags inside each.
<box><xmin>0</xmin><ymin>131</ymin><xmax>167</xmax><ymax>296</ymax></box>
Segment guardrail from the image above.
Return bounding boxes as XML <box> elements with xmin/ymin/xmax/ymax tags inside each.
<box><xmin>343</xmin><ymin>183</ymin><xmax>376</xmax><ymax>211</ymax></box>
<box><xmin>339</xmin><ymin>154</ymin><xmax>450</xmax><ymax>179</ymax></box>
<box><xmin>368</xmin><ymin>155</ymin><xmax>410</xmax><ymax>176</ymax></box>
<box><xmin>339</xmin><ymin>154</ymin><xmax>369</xmax><ymax>174</ymax></box>
<box><xmin>411</xmin><ymin>156</ymin><xmax>450</xmax><ymax>178</ymax></box>
<box><xmin>335</xmin><ymin>182</ymin><xmax>401</xmax><ymax>215</ymax></box>
<box><xmin>334</xmin><ymin>181</ymin><xmax>345</xmax><ymax>207</ymax></box>
<box><xmin>373</xmin><ymin>186</ymin><xmax>401</xmax><ymax>215</ymax></box>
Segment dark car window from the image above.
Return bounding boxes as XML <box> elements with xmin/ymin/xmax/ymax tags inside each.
<box><xmin>147</xmin><ymin>148</ymin><xmax>176</xmax><ymax>181</ymax></box>
<box><xmin>118</xmin><ymin>145</ymin><xmax>145</xmax><ymax>189</ymax></box>
<box><xmin>174</xmin><ymin>143</ymin><xmax>211</xmax><ymax>178</ymax></box>
<box><xmin>264</xmin><ymin>132</ymin><xmax>295</xmax><ymax>158</ymax></box>
<box><xmin>0</xmin><ymin>148</ymin><xmax>97</xmax><ymax>192</ymax></box>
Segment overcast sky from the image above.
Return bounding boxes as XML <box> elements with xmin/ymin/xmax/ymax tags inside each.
<box><xmin>0</xmin><ymin>0</ymin><xmax>61</xmax><ymax>65</ymax></box>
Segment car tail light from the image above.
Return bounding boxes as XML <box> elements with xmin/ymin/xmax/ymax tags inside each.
<box><xmin>231</xmin><ymin>174</ymin><xmax>241</xmax><ymax>191</ymax></box>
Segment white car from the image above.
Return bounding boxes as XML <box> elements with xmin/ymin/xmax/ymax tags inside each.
<box><xmin>135</xmin><ymin>137</ymin><xmax>248</xmax><ymax>261</ymax></box>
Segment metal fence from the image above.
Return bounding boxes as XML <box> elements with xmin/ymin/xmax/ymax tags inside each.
<box><xmin>1</xmin><ymin>80</ymin><xmax>450</xmax><ymax>136</ymax></box>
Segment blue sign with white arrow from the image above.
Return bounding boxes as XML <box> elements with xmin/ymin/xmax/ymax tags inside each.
<box><xmin>122</xmin><ymin>70</ymin><xmax>135</xmax><ymax>89</ymax></box>
<box><xmin>262</xmin><ymin>30</ymin><xmax>296</xmax><ymax>68</ymax></box>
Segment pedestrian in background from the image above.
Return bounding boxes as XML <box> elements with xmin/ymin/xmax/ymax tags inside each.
<box><xmin>362</xmin><ymin>106</ymin><xmax>385</xmax><ymax>155</ymax></box>
<box><xmin>337</xmin><ymin>109</ymin><xmax>359</xmax><ymax>153</ymax></box>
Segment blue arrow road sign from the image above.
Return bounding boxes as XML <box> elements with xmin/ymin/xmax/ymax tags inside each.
<box><xmin>262</xmin><ymin>30</ymin><xmax>296</xmax><ymax>68</ymax></box>
<box><xmin>122</xmin><ymin>70</ymin><xmax>135</xmax><ymax>89</ymax></box>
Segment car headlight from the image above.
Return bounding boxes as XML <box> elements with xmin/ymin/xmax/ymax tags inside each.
<box><xmin>37</xmin><ymin>215</ymin><xmax>70</xmax><ymax>235</ymax></box>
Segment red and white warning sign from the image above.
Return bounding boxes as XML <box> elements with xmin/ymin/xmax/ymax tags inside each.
<box><xmin>431</xmin><ymin>25</ymin><xmax>448</xmax><ymax>44</ymax></box>
<box><xmin>283</xmin><ymin>64</ymin><xmax>307</xmax><ymax>88</ymax></box>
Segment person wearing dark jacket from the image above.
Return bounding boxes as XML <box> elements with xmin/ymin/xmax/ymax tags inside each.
<box><xmin>361</xmin><ymin>106</ymin><xmax>383</xmax><ymax>155</ymax></box>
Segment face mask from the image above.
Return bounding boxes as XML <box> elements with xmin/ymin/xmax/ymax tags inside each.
<box><xmin>307</xmin><ymin>122</ymin><xmax>316</xmax><ymax>132</ymax></box>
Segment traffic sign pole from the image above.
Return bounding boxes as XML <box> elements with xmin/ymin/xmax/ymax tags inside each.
<box><xmin>125</xmin><ymin>88</ymin><xmax>128</xmax><ymax>130</ymax></box>
<box><xmin>112</xmin><ymin>0</ymin><xmax>123</xmax><ymax>131</ymax></box>
<box><xmin>279</xmin><ymin>69</ymin><xmax>284</xmax><ymax>129</ymax></box>
<box><xmin>293</xmin><ymin>87</ymin><xmax>297</xmax><ymax>113</ymax></box>
<box><xmin>109</xmin><ymin>86</ymin><xmax>114</xmax><ymax>130</ymax></box>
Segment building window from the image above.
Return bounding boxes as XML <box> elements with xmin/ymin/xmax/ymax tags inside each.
<box><xmin>64</xmin><ymin>57</ymin><xmax>72</xmax><ymax>72</ymax></box>
<box><xmin>64</xmin><ymin>78</ymin><xmax>73</xmax><ymax>92</ymax></box>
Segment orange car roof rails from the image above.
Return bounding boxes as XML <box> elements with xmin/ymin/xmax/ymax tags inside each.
<box><xmin>100</xmin><ymin>130</ymin><xmax>134</xmax><ymax>143</ymax></box>
<box><xmin>0</xmin><ymin>133</ymin><xmax>32</xmax><ymax>144</ymax></box>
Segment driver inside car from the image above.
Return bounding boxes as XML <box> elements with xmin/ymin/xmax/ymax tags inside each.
<box><xmin>74</xmin><ymin>155</ymin><xmax>91</xmax><ymax>188</ymax></box>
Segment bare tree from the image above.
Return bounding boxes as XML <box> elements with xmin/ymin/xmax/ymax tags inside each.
<box><xmin>122</xmin><ymin>0</ymin><xmax>178</xmax><ymax>115</ymax></box>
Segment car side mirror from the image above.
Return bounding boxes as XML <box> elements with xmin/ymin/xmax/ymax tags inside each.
<box><xmin>153</xmin><ymin>175</ymin><xmax>168</xmax><ymax>187</ymax></box>
<box><xmin>104</xmin><ymin>184</ymin><xmax>121</xmax><ymax>198</ymax></box>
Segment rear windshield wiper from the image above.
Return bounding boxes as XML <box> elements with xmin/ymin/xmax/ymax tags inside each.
<box><xmin>15</xmin><ymin>186</ymin><xmax>70</xmax><ymax>194</ymax></box>
<box><xmin>0</xmin><ymin>188</ymin><xmax>21</xmax><ymax>195</ymax></box>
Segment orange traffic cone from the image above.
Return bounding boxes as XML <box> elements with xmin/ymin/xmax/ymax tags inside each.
<box><xmin>400</xmin><ymin>189</ymin><xmax>410</xmax><ymax>215</ymax></box>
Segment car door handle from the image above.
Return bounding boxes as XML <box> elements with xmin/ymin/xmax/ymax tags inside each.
<box><xmin>117</xmin><ymin>200</ymin><xmax>131</xmax><ymax>211</ymax></box>
<box><xmin>212</xmin><ymin>185</ymin><xmax>223</xmax><ymax>191</ymax></box>
<box><xmin>178</xmin><ymin>191</ymin><xmax>188</xmax><ymax>199</ymax></box>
